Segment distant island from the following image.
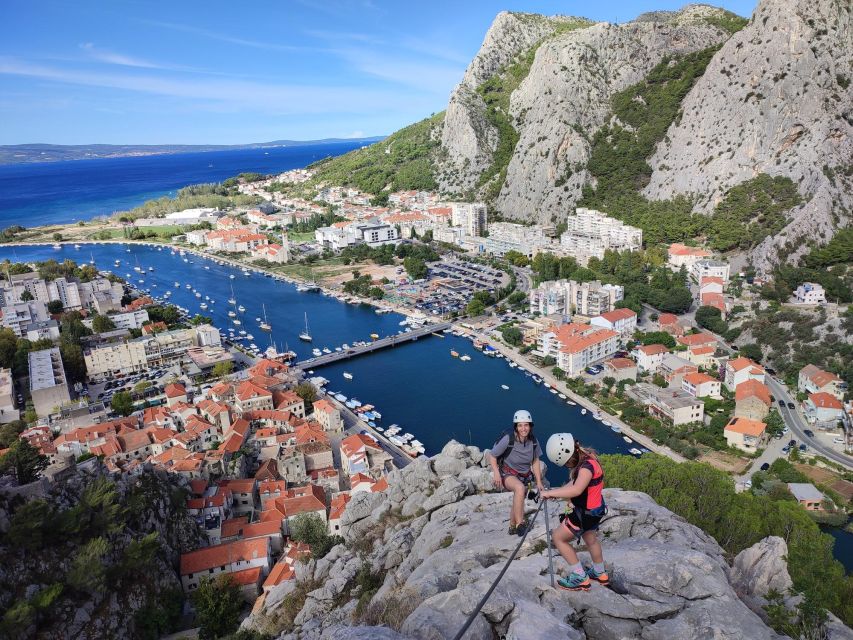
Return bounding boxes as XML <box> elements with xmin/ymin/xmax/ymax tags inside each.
<box><xmin>0</xmin><ymin>136</ymin><xmax>386</xmax><ymax>165</ymax></box>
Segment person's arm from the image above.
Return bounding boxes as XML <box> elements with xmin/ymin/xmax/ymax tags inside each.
<box><xmin>541</xmin><ymin>467</ymin><xmax>592</xmax><ymax>500</ymax></box>
<box><xmin>487</xmin><ymin>436</ymin><xmax>508</xmax><ymax>488</ymax></box>
<box><xmin>531</xmin><ymin>443</ymin><xmax>544</xmax><ymax>491</ymax></box>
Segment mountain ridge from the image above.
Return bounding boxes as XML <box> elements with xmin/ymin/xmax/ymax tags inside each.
<box><xmin>0</xmin><ymin>137</ymin><xmax>386</xmax><ymax>165</ymax></box>
<box><xmin>311</xmin><ymin>0</ymin><xmax>851</xmax><ymax>272</ymax></box>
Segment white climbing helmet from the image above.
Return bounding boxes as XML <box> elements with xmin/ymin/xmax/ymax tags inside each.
<box><xmin>546</xmin><ymin>433</ymin><xmax>576</xmax><ymax>467</ymax></box>
<box><xmin>513</xmin><ymin>409</ymin><xmax>533</xmax><ymax>424</ymax></box>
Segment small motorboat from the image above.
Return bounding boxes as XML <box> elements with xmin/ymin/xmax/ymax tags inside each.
<box><xmin>581</xmin><ymin>408</ymin><xmax>588</xmax><ymax>415</ymax></box>
<box><xmin>343</xmin><ymin>372</ymin><xmax>353</xmax><ymax>380</ymax></box>
<box><xmin>501</xmin><ymin>384</ymin><xmax>509</xmax><ymax>390</ymax></box>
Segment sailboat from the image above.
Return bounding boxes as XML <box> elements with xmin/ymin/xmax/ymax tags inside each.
<box><xmin>259</xmin><ymin>304</ymin><xmax>272</xmax><ymax>331</ymax></box>
<box><xmin>299</xmin><ymin>313</ymin><xmax>312</xmax><ymax>341</ymax></box>
<box><xmin>228</xmin><ymin>284</ymin><xmax>237</xmax><ymax>306</ymax></box>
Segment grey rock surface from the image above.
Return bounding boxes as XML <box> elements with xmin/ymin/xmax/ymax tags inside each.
<box><xmin>644</xmin><ymin>0</ymin><xmax>852</xmax><ymax>270</ymax></box>
<box><xmin>247</xmin><ymin>441</ymin><xmax>818</xmax><ymax>640</ymax></box>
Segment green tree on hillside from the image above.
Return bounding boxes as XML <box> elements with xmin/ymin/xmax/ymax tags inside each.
<box><xmin>0</xmin><ymin>438</ymin><xmax>49</xmax><ymax>485</ymax></box>
<box><xmin>191</xmin><ymin>575</ymin><xmax>243</xmax><ymax>640</ymax></box>
<box><xmin>111</xmin><ymin>391</ymin><xmax>134</xmax><ymax>417</ymax></box>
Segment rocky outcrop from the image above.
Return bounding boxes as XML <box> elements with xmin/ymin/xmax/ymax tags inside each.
<box><xmin>436</xmin><ymin>6</ymin><xmax>734</xmax><ymax>217</ymax></box>
<box><xmin>246</xmin><ymin>441</ymin><xmax>811</xmax><ymax>639</ymax></box>
<box><xmin>0</xmin><ymin>462</ymin><xmax>200</xmax><ymax>640</ymax></box>
<box><xmin>644</xmin><ymin>0</ymin><xmax>853</xmax><ymax>270</ymax></box>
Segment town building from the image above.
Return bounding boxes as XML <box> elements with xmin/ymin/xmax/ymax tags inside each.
<box><xmin>537</xmin><ymin>323</ymin><xmax>619</xmax><ymax>376</ymax></box>
<box><xmin>803</xmin><ymin>392</ymin><xmax>844</xmax><ymax>428</ymax></box>
<box><xmin>631</xmin><ymin>344</ymin><xmax>670</xmax><ymax>373</ymax></box>
<box><xmin>28</xmin><ymin>348</ymin><xmax>70</xmax><ymax>417</ymax></box>
<box><xmin>734</xmin><ymin>380</ymin><xmax>772</xmax><ymax>421</ymax></box>
<box><xmin>451</xmin><ymin>202</ymin><xmax>488</xmax><ymax>237</ymax></box>
<box><xmin>590</xmin><ymin>308</ymin><xmax>637</xmax><ymax>343</ymax></box>
<box><xmin>724</xmin><ymin>357</ymin><xmax>765</xmax><ymax>392</ymax></box>
<box><xmin>667</xmin><ymin>243</ymin><xmax>712</xmax><ymax>270</ymax></box>
<box><xmin>659</xmin><ymin>354</ymin><xmax>698</xmax><ymax>387</ymax></box>
<box><xmin>798</xmin><ymin>365</ymin><xmax>846</xmax><ymax>401</ymax></box>
<box><xmin>604</xmin><ymin>358</ymin><xmax>637</xmax><ymax>382</ymax></box>
<box><xmin>631</xmin><ymin>383</ymin><xmax>705</xmax><ymax>426</ymax></box>
<box><xmin>312</xmin><ymin>399</ymin><xmax>343</xmax><ymax>432</ymax></box>
<box><xmin>681</xmin><ymin>372</ymin><xmax>722</xmax><ymax>399</ymax></box>
<box><xmin>793</xmin><ymin>283</ymin><xmax>826</xmax><ymax>305</ymax></box>
<box><xmin>690</xmin><ymin>259</ymin><xmax>730</xmax><ymax>284</ymax></box>
<box><xmin>107</xmin><ymin>309</ymin><xmax>150</xmax><ymax>330</ymax></box>
<box><xmin>0</xmin><ymin>368</ymin><xmax>19</xmax><ymax>423</ymax></box>
<box><xmin>340</xmin><ymin>433</ymin><xmax>392</xmax><ymax>478</ymax></box>
<box><xmin>787</xmin><ymin>483</ymin><xmax>826</xmax><ymax>511</ymax></box>
<box><xmin>724</xmin><ymin>417</ymin><xmax>767</xmax><ymax>452</ymax></box>
<box><xmin>528</xmin><ymin>279</ymin><xmax>623</xmax><ymax>317</ymax></box>
<box><xmin>1</xmin><ymin>301</ymin><xmax>50</xmax><ymax>337</ymax></box>
<box><xmin>179</xmin><ymin>537</ymin><xmax>272</xmax><ymax>594</ymax></box>
<box><xmin>559</xmin><ymin>208</ymin><xmax>642</xmax><ymax>264</ymax></box>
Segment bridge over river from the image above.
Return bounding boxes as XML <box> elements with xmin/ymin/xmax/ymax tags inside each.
<box><xmin>294</xmin><ymin>322</ymin><xmax>452</xmax><ymax>368</ymax></box>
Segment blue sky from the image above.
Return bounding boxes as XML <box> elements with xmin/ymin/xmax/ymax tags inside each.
<box><xmin>1</xmin><ymin>0</ymin><xmax>757</xmax><ymax>145</ymax></box>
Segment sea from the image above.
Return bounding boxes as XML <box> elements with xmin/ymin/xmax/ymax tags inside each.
<box><xmin>0</xmin><ymin>142</ymin><xmax>365</xmax><ymax>228</ymax></box>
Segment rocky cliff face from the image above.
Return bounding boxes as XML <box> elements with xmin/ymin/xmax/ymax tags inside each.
<box><xmin>435</xmin><ymin>6</ymin><xmax>734</xmax><ymax>217</ymax></box>
<box><xmin>244</xmin><ymin>442</ymin><xmax>838</xmax><ymax>640</ymax></box>
<box><xmin>644</xmin><ymin>0</ymin><xmax>853</xmax><ymax>270</ymax></box>
<box><xmin>0</xmin><ymin>462</ymin><xmax>200</xmax><ymax>640</ymax></box>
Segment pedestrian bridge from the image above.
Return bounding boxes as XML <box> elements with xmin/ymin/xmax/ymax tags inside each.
<box><xmin>294</xmin><ymin>321</ymin><xmax>452</xmax><ymax>368</ymax></box>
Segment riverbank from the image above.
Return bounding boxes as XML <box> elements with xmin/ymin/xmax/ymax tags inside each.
<box><xmin>454</xmin><ymin>324</ymin><xmax>687</xmax><ymax>464</ymax></box>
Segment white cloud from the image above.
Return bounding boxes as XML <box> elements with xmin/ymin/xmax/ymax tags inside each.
<box><xmin>0</xmin><ymin>56</ymin><xmax>433</xmax><ymax>115</ymax></box>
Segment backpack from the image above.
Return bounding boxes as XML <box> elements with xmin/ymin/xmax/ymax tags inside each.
<box><xmin>493</xmin><ymin>429</ymin><xmax>539</xmax><ymax>468</ymax></box>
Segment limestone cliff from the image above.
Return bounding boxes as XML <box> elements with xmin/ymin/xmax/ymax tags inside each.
<box><xmin>435</xmin><ymin>6</ymin><xmax>735</xmax><ymax>216</ymax></box>
<box><xmin>0</xmin><ymin>462</ymin><xmax>200</xmax><ymax>639</ymax></box>
<box><xmin>644</xmin><ymin>0</ymin><xmax>853</xmax><ymax>270</ymax></box>
<box><xmin>244</xmin><ymin>442</ymin><xmax>845</xmax><ymax>640</ymax></box>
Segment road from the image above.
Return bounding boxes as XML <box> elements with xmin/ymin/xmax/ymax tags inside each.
<box><xmin>766</xmin><ymin>376</ymin><xmax>853</xmax><ymax>469</ymax></box>
<box><xmin>512</xmin><ymin>266</ymin><xmax>533</xmax><ymax>293</ymax></box>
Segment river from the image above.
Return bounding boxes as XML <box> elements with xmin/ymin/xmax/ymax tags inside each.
<box><xmin>0</xmin><ymin>244</ymin><xmax>633</xmax><ymax>477</ymax></box>
<box><xmin>0</xmin><ymin>142</ymin><xmax>365</xmax><ymax>228</ymax></box>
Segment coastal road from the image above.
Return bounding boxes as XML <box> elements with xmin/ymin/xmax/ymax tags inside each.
<box><xmin>513</xmin><ymin>267</ymin><xmax>533</xmax><ymax>293</ymax></box>
<box><xmin>766</xmin><ymin>376</ymin><xmax>853</xmax><ymax>469</ymax></box>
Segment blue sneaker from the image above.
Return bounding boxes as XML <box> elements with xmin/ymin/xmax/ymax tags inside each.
<box><xmin>558</xmin><ymin>571</ymin><xmax>591</xmax><ymax>591</ymax></box>
<box><xmin>586</xmin><ymin>566</ymin><xmax>610</xmax><ymax>586</ymax></box>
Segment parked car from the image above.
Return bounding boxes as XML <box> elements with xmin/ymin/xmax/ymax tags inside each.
<box><xmin>804</xmin><ymin>429</ymin><xmax>814</xmax><ymax>438</ymax></box>
<box><xmin>789</xmin><ymin>439</ymin><xmax>797</xmax><ymax>447</ymax></box>
<box><xmin>787</xmin><ymin>402</ymin><xmax>795</xmax><ymax>410</ymax></box>
<box><xmin>778</xmin><ymin>399</ymin><xmax>785</xmax><ymax>407</ymax></box>
<box><xmin>798</xmin><ymin>444</ymin><xmax>807</xmax><ymax>452</ymax></box>
<box><xmin>760</xmin><ymin>462</ymin><xmax>770</xmax><ymax>471</ymax></box>
<box><xmin>782</xmin><ymin>446</ymin><xmax>791</xmax><ymax>453</ymax></box>
<box><xmin>833</xmin><ymin>437</ymin><xmax>845</xmax><ymax>445</ymax></box>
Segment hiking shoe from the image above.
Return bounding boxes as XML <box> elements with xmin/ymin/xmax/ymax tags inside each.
<box><xmin>587</xmin><ymin>567</ymin><xmax>610</xmax><ymax>586</ymax></box>
<box><xmin>516</xmin><ymin>518</ymin><xmax>529</xmax><ymax>536</ymax></box>
<box><xmin>558</xmin><ymin>572</ymin><xmax>591</xmax><ymax>591</ymax></box>
<box><xmin>508</xmin><ymin>523</ymin><xmax>517</xmax><ymax>535</ymax></box>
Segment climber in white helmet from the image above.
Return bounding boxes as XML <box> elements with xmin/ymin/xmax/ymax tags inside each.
<box><xmin>487</xmin><ymin>409</ymin><xmax>545</xmax><ymax>536</ymax></box>
<box><xmin>541</xmin><ymin>432</ymin><xmax>609</xmax><ymax>591</ymax></box>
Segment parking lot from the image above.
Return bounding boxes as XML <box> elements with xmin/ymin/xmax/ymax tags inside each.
<box><xmin>87</xmin><ymin>365</ymin><xmax>182</xmax><ymax>406</ymax></box>
<box><xmin>389</xmin><ymin>257</ymin><xmax>509</xmax><ymax>317</ymax></box>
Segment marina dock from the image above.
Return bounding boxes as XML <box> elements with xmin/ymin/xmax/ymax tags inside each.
<box><xmin>294</xmin><ymin>321</ymin><xmax>451</xmax><ymax>368</ymax></box>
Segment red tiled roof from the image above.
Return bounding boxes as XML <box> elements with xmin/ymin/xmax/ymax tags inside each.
<box><xmin>164</xmin><ymin>383</ymin><xmax>187</xmax><ymax>399</ymax></box>
<box><xmin>597</xmin><ymin>308</ymin><xmax>637</xmax><ymax>323</ymax></box>
<box><xmin>735</xmin><ymin>380</ymin><xmax>771</xmax><ymax>406</ymax></box>
<box><xmin>606</xmin><ymin>357</ymin><xmax>636</xmax><ymax>370</ymax></box>
<box><xmin>230</xmin><ymin>565</ymin><xmax>263</xmax><ymax>586</ymax></box>
<box><xmin>677</xmin><ymin>333</ymin><xmax>717</xmax><ymax>347</ymax></box>
<box><xmin>636</xmin><ymin>344</ymin><xmax>669</xmax><ymax>356</ymax></box>
<box><xmin>809</xmin><ymin>392</ymin><xmax>843</xmax><ymax>410</ymax></box>
<box><xmin>683</xmin><ymin>372</ymin><xmax>717</xmax><ymax>385</ymax></box>
<box><xmin>180</xmin><ymin>538</ymin><xmax>268</xmax><ymax>575</ymax></box>
<box><xmin>263</xmin><ymin>562</ymin><xmax>295</xmax><ymax>588</ymax></box>
<box><xmin>329</xmin><ymin>492</ymin><xmax>352</xmax><ymax>520</ymax></box>
<box><xmin>725</xmin><ymin>417</ymin><xmax>766</xmax><ymax>436</ymax></box>
<box><xmin>727</xmin><ymin>357</ymin><xmax>763</xmax><ymax>373</ymax></box>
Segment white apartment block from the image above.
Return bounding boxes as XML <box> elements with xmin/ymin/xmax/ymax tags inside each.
<box><xmin>667</xmin><ymin>243</ymin><xmax>712</xmax><ymax>270</ymax></box>
<box><xmin>537</xmin><ymin>323</ymin><xmax>619</xmax><ymax>376</ymax></box>
<box><xmin>108</xmin><ymin>309</ymin><xmax>150</xmax><ymax>330</ymax></box>
<box><xmin>315</xmin><ymin>220</ymin><xmax>399</xmax><ymax>251</ymax></box>
<box><xmin>29</xmin><ymin>347</ymin><xmax>71</xmax><ymax>417</ymax></box>
<box><xmin>84</xmin><ymin>325</ymin><xmax>221</xmax><ymax>379</ymax></box>
<box><xmin>690</xmin><ymin>259</ymin><xmax>730</xmax><ymax>284</ymax></box>
<box><xmin>0</xmin><ymin>368</ymin><xmax>19</xmax><ymax>423</ymax></box>
<box><xmin>25</xmin><ymin>320</ymin><xmax>60</xmax><ymax>342</ymax></box>
<box><xmin>1</xmin><ymin>301</ymin><xmax>50</xmax><ymax>337</ymax></box>
<box><xmin>793</xmin><ymin>283</ymin><xmax>826</xmax><ymax>305</ymax></box>
<box><xmin>559</xmin><ymin>208</ymin><xmax>642</xmax><ymax>263</ymax></box>
<box><xmin>486</xmin><ymin>222</ymin><xmax>550</xmax><ymax>256</ymax></box>
<box><xmin>528</xmin><ymin>279</ymin><xmax>623</xmax><ymax>318</ymax></box>
<box><xmin>451</xmin><ymin>202</ymin><xmax>488</xmax><ymax>237</ymax></box>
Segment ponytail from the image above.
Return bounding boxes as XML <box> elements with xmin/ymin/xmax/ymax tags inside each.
<box><xmin>570</xmin><ymin>442</ymin><xmax>599</xmax><ymax>480</ymax></box>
